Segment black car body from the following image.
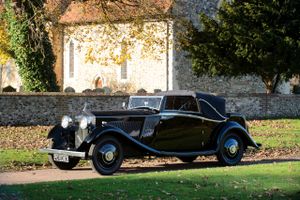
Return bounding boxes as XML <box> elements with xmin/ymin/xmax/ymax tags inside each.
<box><xmin>40</xmin><ymin>90</ymin><xmax>260</xmax><ymax>175</ymax></box>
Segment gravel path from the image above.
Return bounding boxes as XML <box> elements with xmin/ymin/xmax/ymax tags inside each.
<box><xmin>1</xmin><ymin>156</ymin><xmax>299</xmax><ymax>185</ymax></box>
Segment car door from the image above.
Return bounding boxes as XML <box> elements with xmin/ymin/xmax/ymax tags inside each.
<box><xmin>151</xmin><ymin>96</ymin><xmax>217</xmax><ymax>151</ymax></box>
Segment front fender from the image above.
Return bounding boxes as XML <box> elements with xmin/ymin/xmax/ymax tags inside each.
<box><xmin>47</xmin><ymin>124</ymin><xmax>63</xmax><ymax>140</ymax></box>
<box><xmin>216</xmin><ymin>121</ymin><xmax>259</xmax><ymax>149</ymax></box>
<box><xmin>47</xmin><ymin>124</ymin><xmax>74</xmax><ymax>149</ymax></box>
<box><xmin>85</xmin><ymin>125</ymin><xmax>133</xmax><ymax>144</ymax></box>
<box><xmin>81</xmin><ymin>125</ymin><xmax>161</xmax><ymax>155</ymax></box>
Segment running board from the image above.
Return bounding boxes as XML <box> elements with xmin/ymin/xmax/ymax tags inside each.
<box><xmin>158</xmin><ymin>150</ymin><xmax>216</xmax><ymax>157</ymax></box>
<box><xmin>39</xmin><ymin>148</ymin><xmax>86</xmax><ymax>158</ymax></box>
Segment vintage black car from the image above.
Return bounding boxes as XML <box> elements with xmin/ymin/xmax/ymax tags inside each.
<box><xmin>40</xmin><ymin>90</ymin><xmax>260</xmax><ymax>175</ymax></box>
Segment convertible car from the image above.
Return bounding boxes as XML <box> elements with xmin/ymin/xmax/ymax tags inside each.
<box><xmin>40</xmin><ymin>90</ymin><xmax>260</xmax><ymax>175</ymax></box>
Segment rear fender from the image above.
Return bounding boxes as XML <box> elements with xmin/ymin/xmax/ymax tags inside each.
<box><xmin>215</xmin><ymin>121</ymin><xmax>259</xmax><ymax>150</ymax></box>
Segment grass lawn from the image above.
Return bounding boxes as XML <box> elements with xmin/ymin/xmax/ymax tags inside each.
<box><xmin>0</xmin><ymin>126</ymin><xmax>51</xmax><ymax>172</ymax></box>
<box><xmin>249</xmin><ymin>119</ymin><xmax>300</xmax><ymax>149</ymax></box>
<box><xmin>0</xmin><ymin>162</ymin><xmax>299</xmax><ymax>200</ymax></box>
<box><xmin>0</xmin><ymin>119</ymin><xmax>299</xmax><ymax>171</ymax></box>
<box><xmin>0</xmin><ymin>149</ymin><xmax>48</xmax><ymax>171</ymax></box>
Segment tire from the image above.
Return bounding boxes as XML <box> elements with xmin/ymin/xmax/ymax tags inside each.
<box><xmin>217</xmin><ymin>132</ymin><xmax>244</xmax><ymax>166</ymax></box>
<box><xmin>48</xmin><ymin>141</ymin><xmax>80</xmax><ymax>170</ymax></box>
<box><xmin>178</xmin><ymin>156</ymin><xmax>197</xmax><ymax>163</ymax></box>
<box><xmin>91</xmin><ymin>136</ymin><xmax>124</xmax><ymax>175</ymax></box>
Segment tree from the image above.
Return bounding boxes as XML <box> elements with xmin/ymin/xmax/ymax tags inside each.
<box><xmin>0</xmin><ymin>20</ymin><xmax>13</xmax><ymax>65</ymax></box>
<box><xmin>2</xmin><ymin>0</ymin><xmax>59</xmax><ymax>92</ymax></box>
<box><xmin>1</xmin><ymin>0</ymin><xmax>170</xmax><ymax>91</ymax></box>
<box><xmin>183</xmin><ymin>0</ymin><xmax>300</xmax><ymax>93</ymax></box>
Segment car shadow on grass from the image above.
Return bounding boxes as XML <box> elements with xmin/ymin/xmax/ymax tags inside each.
<box><xmin>120</xmin><ymin>158</ymin><xmax>300</xmax><ymax>174</ymax></box>
<box><xmin>70</xmin><ymin>157</ymin><xmax>300</xmax><ymax>175</ymax></box>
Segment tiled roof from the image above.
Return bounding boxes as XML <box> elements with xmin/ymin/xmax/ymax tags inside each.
<box><xmin>59</xmin><ymin>0</ymin><xmax>173</xmax><ymax>24</ymax></box>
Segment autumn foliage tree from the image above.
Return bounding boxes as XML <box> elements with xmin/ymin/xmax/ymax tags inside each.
<box><xmin>183</xmin><ymin>0</ymin><xmax>300</xmax><ymax>93</ymax></box>
<box><xmin>1</xmin><ymin>0</ymin><xmax>58</xmax><ymax>92</ymax></box>
<box><xmin>0</xmin><ymin>20</ymin><xmax>13</xmax><ymax>65</ymax></box>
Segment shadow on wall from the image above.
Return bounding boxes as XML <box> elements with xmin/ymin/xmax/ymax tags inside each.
<box><xmin>1</xmin><ymin>85</ymin><xmax>17</xmax><ymax>93</ymax></box>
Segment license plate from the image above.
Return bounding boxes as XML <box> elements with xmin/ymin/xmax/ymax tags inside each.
<box><xmin>53</xmin><ymin>154</ymin><xmax>69</xmax><ymax>163</ymax></box>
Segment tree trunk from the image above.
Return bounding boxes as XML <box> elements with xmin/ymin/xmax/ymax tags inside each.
<box><xmin>262</xmin><ymin>74</ymin><xmax>281</xmax><ymax>94</ymax></box>
<box><xmin>271</xmin><ymin>73</ymin><xmax>281</xmax><ymax>93</ymax></box>
<box><xmin>266</xmin><ymin>84</ymin><xmax>273</xmax><ymax>94</ymax></box>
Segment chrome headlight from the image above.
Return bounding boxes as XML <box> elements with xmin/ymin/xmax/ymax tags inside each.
<box><xmin>61</xmin><ymin>115</ymin><xmax>72</xmax><ymax>129</ymax></box>
<box><xmin>79</xmin><ymin>116</ymin><xmax>93</xmax><ymax>129</ymax></box>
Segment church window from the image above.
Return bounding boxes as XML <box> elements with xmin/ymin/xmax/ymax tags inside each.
<box><xmin>95</xmin><ymin>77</ymin><xmax>103</xmax><ymax>88</ymax></box>
<box><xmin>69</xmin><ymin>40</ymin><xmax>74</xmax><ymax>78</ymax></box>
<box><xmin>121</xmin><ymin>60</ymin><xmax>127</xmax><ymax>80</ymax></box>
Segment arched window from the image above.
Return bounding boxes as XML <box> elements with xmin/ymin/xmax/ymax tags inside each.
<box><xmin>121</xmin><ymin>59</ymin><xmax>127</xmax><ymax>80</ymax></box>
<box><xmin>95</xmin><ymin>77</ymin><xmax>103</xmax><ymax>88</ymax></box>
<box><xmin>69</xmin><ymin>40</ymin><xmax>74</xmax><ymax>78</ymax></box>
<box><xmin>120</xmin><ymin>41</ymin><xmax>128</xmax><ymax>80</ymax></box>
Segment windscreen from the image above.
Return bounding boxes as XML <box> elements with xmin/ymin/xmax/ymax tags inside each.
<box><xmin>128</xmin><ymin>96</ymin><xmax>163</xmax><ymax>110</ymax></box>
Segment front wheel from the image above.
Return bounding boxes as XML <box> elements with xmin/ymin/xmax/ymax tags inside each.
<box><xmin>91</xmin><ymin>136</ymin><xmax>124</xmax><ymax>175</ymax></box>
<box><xmin>217</xmin><ymin>133</ymin><xmax>244</xmax><ymax>166</ymax></box>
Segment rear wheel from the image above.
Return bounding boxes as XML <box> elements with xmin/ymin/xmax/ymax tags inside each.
<box><xmin>217</xmin><ymin>133</ymin><xmax>244</xmax><ymax>166</ymax></box>
<box><xmin>91</xmin><ymin>136</ymin><xmax>124</xmax><ymax>175</ymax></box>
<box><xmin>178</xmin><ymin>156</ymin><xmax>197</xmax><ymax>163</ymax></box>
<box><xmin>48</xmin><ymin>141</ymin><xmax>80</xmax><ymax>170</ymax></box>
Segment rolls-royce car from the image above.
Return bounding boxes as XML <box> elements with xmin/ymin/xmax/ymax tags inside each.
<box><xmin>40</xmin><ymin>90</ymin><xmax>260</xmax><ymax>175</ymax></box>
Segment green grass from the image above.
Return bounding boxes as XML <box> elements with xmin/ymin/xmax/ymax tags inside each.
<box><xmin>0</xmin><ymin>149</ymin><xmax>49</xmax><ymax>172</ymax></box>
<box><xmin>1</xmin><ymin>162</ymin><xmax>299</xmax><ymax>200</ymax></box>
<box><xmin>0</xmin><ymin>126</ymin><xmax>50</xmax><ymax>172</ymax></box>
<box><xmin>249</xmin><ymin>119</ymin><xmax>300</xmax><ymax>149</ymax></box>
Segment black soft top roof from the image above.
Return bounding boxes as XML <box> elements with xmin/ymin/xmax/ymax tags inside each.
<box><xmin>157</xmin><ymin>90</ymin><xmax>197</xmax><ymax>97</ymax></box>
<box><xmin>157</xmin><ymin>90</ymin><xmax>226</xmax><ymax>120</ymax></box>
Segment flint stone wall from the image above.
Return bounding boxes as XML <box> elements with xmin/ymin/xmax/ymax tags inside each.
<box><xmin>0</xmin><ymin>93</ymin><xmax>299</xmax><ymax>126</ymax></box>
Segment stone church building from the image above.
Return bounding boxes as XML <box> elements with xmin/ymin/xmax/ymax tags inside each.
<box><xmin>0</xmin><ymin>0</ymin><xmax>291</xmax><ymax>93</ymax></box>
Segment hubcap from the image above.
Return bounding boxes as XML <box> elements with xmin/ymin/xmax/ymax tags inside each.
<box><xmin>224</xmin><ymin>138</ymin><xmax>239</xmax><ymax>157</ymax></box>
<box><xmin>105</xmin><ymin>151</ymin><xmax>114</xmax><ymax>162</ymax></box>
<box><xmin>98</xmin><ymin>144</ymin><xmax>118</xmax><ymax>165</ymax></box>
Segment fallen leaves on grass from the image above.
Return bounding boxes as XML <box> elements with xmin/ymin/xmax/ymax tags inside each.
<box><xmin>249</xmin><ymin>120</ymin><xmax>294</xmax><ymax>130</ymax></box>
<box><xmin>0</xmin><ymin>126</ymin><xmax>51</xmax><ymax>150</ymax></box>
<box><xmin>0</xmin><ymin>160</ymin><xmax>51</xmax><ymax>172</ymax></box>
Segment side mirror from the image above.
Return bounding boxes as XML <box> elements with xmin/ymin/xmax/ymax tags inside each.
<box><xmin>122</xmin><ymin>102</ymin><xmax>127</xmax><ymax>110</ymax></box>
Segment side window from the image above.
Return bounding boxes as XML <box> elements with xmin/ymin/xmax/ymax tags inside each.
<box><xmin>165</xmin><ymin>96</ymin><xmax>199</xmax><ymax>112</ymax></box>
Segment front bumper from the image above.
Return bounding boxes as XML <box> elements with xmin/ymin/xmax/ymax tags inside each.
<box><xmin>39</xmin><ymin>148</ymin><xmax>86</xmax><ymax>158</ymax></box>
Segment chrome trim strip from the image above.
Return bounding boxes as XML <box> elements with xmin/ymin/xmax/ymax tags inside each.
<box><xmin>160</xmin><ymin>112</ymin><xmax>226</xmax><ymax>123</ymax></box>
<box><xmin>95</xmin><ymin>115</ymin><xmax>158</xmax><ymax>119</ymax></box>
<box><xmin>95</xmin><ymin>112</ymin><xmax>225</xmax><ymax>123</ymax></box>
<box><xmin>198</xmin><ymin>99</ymin><xmax>227</xmax><ymax>119</ymax></box>
<box><xmin>39</xmin><ymin>148</ymin><xmax>86</xmax><ymax>158</ymax></box>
